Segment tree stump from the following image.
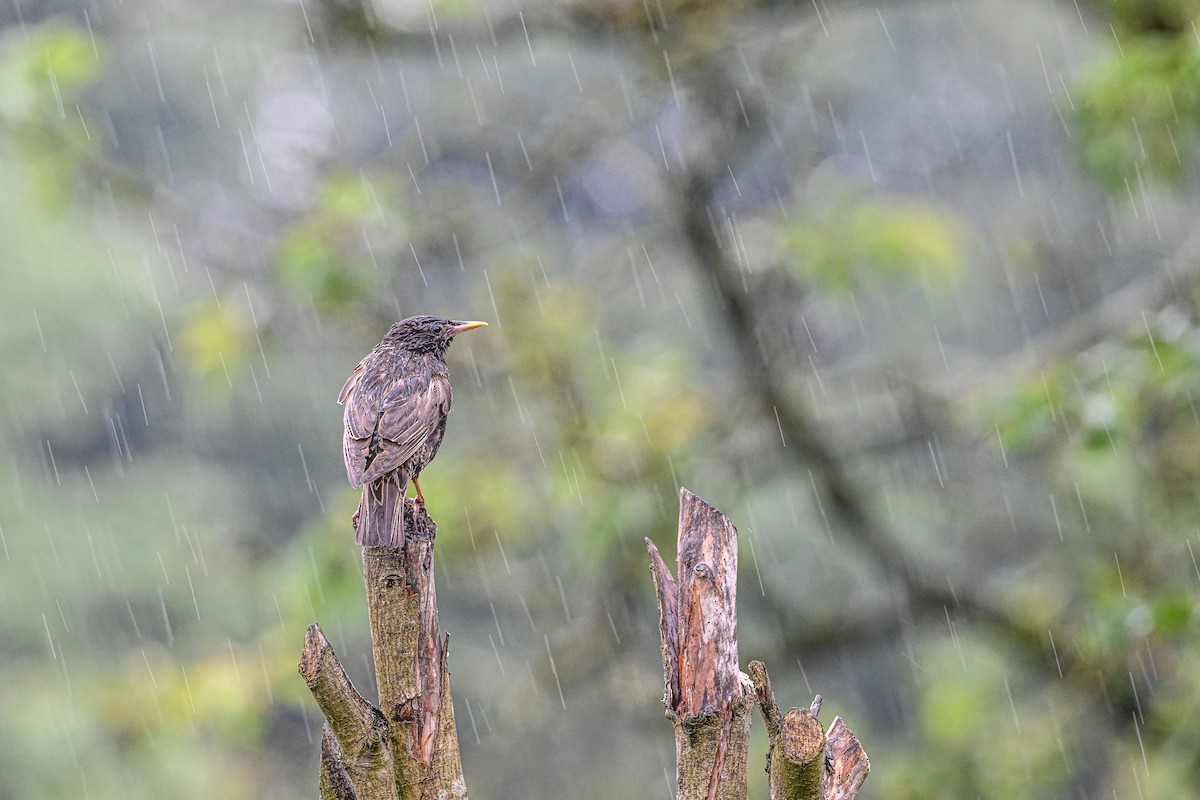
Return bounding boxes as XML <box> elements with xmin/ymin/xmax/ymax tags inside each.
<box><xmin>300</xmin><ymin>498</ymin><xmax>466</xmax><ymax>800</ymax></box>
<box><xmin>647</xmin><ymin>488</ymin><xmax>870</xmax><ymax>800</ymax></box>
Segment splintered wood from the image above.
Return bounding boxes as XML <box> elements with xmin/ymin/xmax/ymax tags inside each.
<box><xmin>647</xmin><ymin>488</ymin><xmax>740</xmax><ymax>717</ymax></box>
<box><xmin>823</xmin><ymin>717</ymin><xmax>870</xmax><ymax>800</ymax></box>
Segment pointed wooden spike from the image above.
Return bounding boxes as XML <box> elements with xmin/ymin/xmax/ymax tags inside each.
<box><xmin>646</xmin><ymin>537</ymin><xmax>680</xmax><ymax>710</ymax></box>
<box><xmin>823</xmin><ymin>716</ymin><xmax>870</xmax><ymax>800</ymax></box>
<box><xmin>675</xmin><ymin>488</ymin><xmax>739</xmax><ymax>716</ymax></box>
<box><xmin>747</xmin><ymin>660</ymin><xmax>782</xmax><ymax>739</ymax></box>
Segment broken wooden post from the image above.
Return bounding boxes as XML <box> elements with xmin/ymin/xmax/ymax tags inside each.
<box><xmin>647</xmin><ymin>488</ymin><xmax>870</xmax><ymax>800</ymax></box>
<box><xmin>300</xmin><ymin>498</ymin><xmax>466</xmax><ymax>800</ymax></box>
<box><xmin>646</xmin><ymin>488</ymin><xmax>753</xmax><ymax>800</ymax></box>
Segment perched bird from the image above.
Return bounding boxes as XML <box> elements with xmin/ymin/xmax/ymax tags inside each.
<box><xmin>339</xmin><ymin>315</ymin><xmax>487</xmax><ymax>546</ymax></box>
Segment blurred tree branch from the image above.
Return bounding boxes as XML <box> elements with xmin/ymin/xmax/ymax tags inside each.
<box><xmin>662</xmin><ymin>34</ymin><xmax>1166</xmax><ymax>734</ymax></box>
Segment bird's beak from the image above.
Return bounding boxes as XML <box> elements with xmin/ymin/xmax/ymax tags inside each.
<box><xmin>448</xmin><ymin>320</ymin><xmax>488</xmax><ymax>334</ymax></box>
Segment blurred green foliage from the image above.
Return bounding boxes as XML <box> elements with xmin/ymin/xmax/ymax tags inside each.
<box><xmin>1076</xmin><ymin>37</ymin><xmax>1200</xmax><ymax>189</ymax></box>
<box><xmin>875</xmin><ymin>636</ymin><xmax>1087</xmax><ymax>800</ymax></box>
<box><xmin>780</xmin><ymin>194</ymin><xmax>969</xmax><ymax>294</ymax></box>
<box><xmin>275</xmin><ymin>171</ymin><xmax>406</xmax><ymax>313</ymax></box>
<box><xmin>180</xmin><ymin>300</ymin><xmax>256</xmax><ymax>388</ymax></box>
<box><xmin>1076</xmin><ymin>0</ymin><xmax>1200</xmax><ymax>188</ymax></box>
<box><xmin>983</xmin><ymin>316</ymin><xmax>1200</xmax><ymax>524</ymax></box>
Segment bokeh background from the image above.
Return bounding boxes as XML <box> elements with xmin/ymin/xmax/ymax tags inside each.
<box><xmin>3</xmin><ymin>0</ymin><xmax>1200</xmax><ymax>797</ymax></box>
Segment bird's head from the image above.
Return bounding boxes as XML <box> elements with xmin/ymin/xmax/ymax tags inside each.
<box><xmin>387</xmin><ymin>315</ymin><xmax>488</xmax><ymax>355</ymax></box>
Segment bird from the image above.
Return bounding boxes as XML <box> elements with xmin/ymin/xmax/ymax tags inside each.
<box><xmin>339</xmin><ymin>315</ymin><xmax>487</xmax><ymax>546</ymax></box>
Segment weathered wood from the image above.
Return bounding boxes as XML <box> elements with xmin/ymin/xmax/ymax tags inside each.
<box><xmin>653</xmin><ymin>497</ymin><xmax>871</xmax><ymax>800</ymax></box>
<box><xmin>771</xmin><ymin>708</ymin><xmax>826</xmax><ymax>800</ymax></box>
<box><xmin>647</xmin><ymin>540</ymin><xmax>679</xmax><ymax>710</ymax></box>
<box><xmin>300</xmin><ymin>624</ymin><xmax>398</xmax><ymax>800</ymax></box>
<box><xmin>304</xmin><ymin>498</ymin><xmax>465</xmax><ymax>800</ymax></box>
<box><xmin>750</xmin><ymin>660</ymin><xmax>826</xmax><ymax>800</ymax></box>
<box><xmin>306</xmin><ymin>468</ymin><xmax>868</xmax><ymax>800</ymax></box>
<box><xmin>672</xmin><ymin>691</ymin><xmax>754</xmax><ymax>800</ymax></box>
<box><xmin>428</xmin><ymin>637</ymin><xmax>468</xmax><ymax>799</ymax></box>
<box><xmin>646</xmin><ymin>488</ymin><xmax>748</xmax><ymax>800</ymax></box>
<box><xmin>361</xmin><ymin>542</ymin><xmax>422</xmax><ymax>798</ymax></box>
<box><xmin>362</xmin><ymin>499</ymin><xmax>464</xmax><ymax>799</ymax></box>
<box><xmin>823</xmin><ymin>717</ymin><xmax>870</xmax><ymax>800</ymax></box>
<box><xmin>747</xmin><ymin>660</ymin><xmax>782</xmax><ymax>739</ymax></box>
<box><xmin>676</xmin><ymin>490</ymin><xmax>740</xmax><ymax>717</ymax></box>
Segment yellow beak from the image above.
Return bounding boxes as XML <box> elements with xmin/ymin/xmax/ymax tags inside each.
<box><xmin>448</xmin><ymin>320</ymin><xmax>488</xmax><ymax>334</ymax></box>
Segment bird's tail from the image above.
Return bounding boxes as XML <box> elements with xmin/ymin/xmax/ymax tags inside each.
<box><xmin>355</xmin><ymin>474</ymin><xmax>406</xmax><ymax>547</ymax></box>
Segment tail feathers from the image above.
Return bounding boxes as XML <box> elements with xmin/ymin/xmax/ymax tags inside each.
<box><xmin>355</xmin><ymin>474</ymin><xmax>407</xmax><ymax>547</ymax></box>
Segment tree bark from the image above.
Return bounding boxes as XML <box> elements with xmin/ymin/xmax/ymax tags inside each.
<box><xmin>748</xmin><ymin>661</ymin><xmax>869</xmax><ymax>800</ymax></box>
<box><xmin>306</xmin><ymin>483</ymin><xmax>868</xmax><ymax>800</ymax></box>
<box><xmin>300</xmin><ymin>624</ymin><xmax>398</xmax><ymax>800</ymax></box>
<box><xmin>748</xmin><ymin>661</ymin><xmax>825</xmax><ymax>800</ymax></box>
<box><xmin>301</xmin><ymin>498</ymin><xmax>466</xmax><ymax>800</ymax></box>
<box><xmin>321</xmin><ymin>722</ymin><xmax>360</xmax><ymax>800</ymax></box>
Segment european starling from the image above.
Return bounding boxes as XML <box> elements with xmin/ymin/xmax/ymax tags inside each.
<box><xmin>339</xmin><ymin>315</ymin><xmax>487</xmax><ymax>546</ymax></box>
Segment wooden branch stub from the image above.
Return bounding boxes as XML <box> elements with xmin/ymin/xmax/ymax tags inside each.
<box><xmin>747</xmin><ymin>660</ymin><xmax>781</xmax><ymax>739</ymax></box>
<box><xmin>749</xmin><ymin>651</ymin><xmax>869</xmax><ymax>800</ymax></box>
<box><xmin>299</xmin><ymin>624</ymin><xmax>381</xmax><ymax>747</ymax></box>
<box><xmin>752</xmin><ymin>693</ymin><xmax>870</xmax><ymax>800</ymax></box>
<box><xmin>769</xmin><ymin>708</ymin><xmax>825</xmax><ymax>800</ymax></box>
<box><xmin>300</xmin><ymin>624</ymin><xmax>399</xmax><ymax>800</ymax></box>
<box><xmin>822</xmin><ymin>717</ymin><xmax>870</xmax><ymax>800</ymax></box>
<box><xmin>646</xmin><ymin>488</ymin><xmax>747</xmax><ymax>800</ymax></box>
<box><xmin>751</xmin><ymin>660</ymin><xmax>826</xmax><ymax>800</ymax></box>
<box><xmin>321</xmin><ymin>722</ymin><xmax>358</xmax><ymax>800</ymax></box>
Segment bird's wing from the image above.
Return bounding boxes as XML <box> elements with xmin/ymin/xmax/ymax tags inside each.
<box><xmin>343</xmin><ymin>368</ymin><xmax>452</xmax><ymax>486</ymax></box>
<box><xmin>338</xmin><ymin>361</ymin><xmax>366</xmax><ymax>405</ymax></box>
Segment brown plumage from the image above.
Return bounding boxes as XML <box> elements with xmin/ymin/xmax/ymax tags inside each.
<box><xmin>339</xmin><ymin>315</ymin><xmax>487</xmax><ymax>546</ymax></box>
